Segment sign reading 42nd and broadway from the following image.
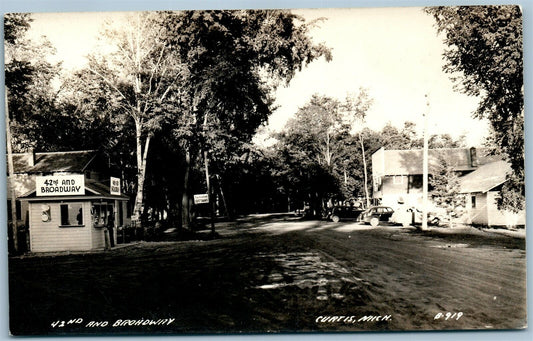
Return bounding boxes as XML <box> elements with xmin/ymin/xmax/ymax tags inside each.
<box><xmin>36</xmin><ymin>174</ymin><xmax>85</xmax><ymax>196</ymax></box>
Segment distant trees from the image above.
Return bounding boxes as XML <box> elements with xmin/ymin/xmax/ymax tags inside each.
<box><xmin>274</xmin><ymin>95</ymin><xmax>349</xmax><ymax>215</ymax></box>
<box><xmin>270</xmin><ymin>90</ymin><xmax>470</xmax><ymax>216</ymax></box>
<box><xmin>379</xmin><ymin>122</ymin><xmax>422</xmax><ymax>150</ymax></box>
<box><xmin>272</xmin><ymin>91</ymin><xmax>377</xmax><ymax>215</ymax></box>
<box><xmin>425</xmin><ymin>5</ymin><xmax>524</xmax><ymax>212</ymax></box>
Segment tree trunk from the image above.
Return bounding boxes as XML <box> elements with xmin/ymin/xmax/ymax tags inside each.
<box><xmin>132</xmin><ymin>119</ymin><xmax>151</xmax><ymax>229</ymax></box>
<box><xmin>215</xmin><ymin>174</ymin><xmax>230</xmax><ymax>219</ymax></box>
<box><xmin>204</xmin><ymin>150</ymin><xmax>215</xmax><ymax>234</ymax></box>
<box><xmin>181</xmin><ymin>146</ymin><xmax>191</xmax><ymax>229</ymax></box>
<box><xmin>5</xmin><ymin>90</ymin><xmax>18</xmax><ymax>253</ymax></box>
<box><xmin>359</xmin><ymin>133</ymin><xmax>370</xmax><ymax>208</ymax></box>
<box><xmin>325</xmin><ymin>131</ymin><xmax>332</xmax><ymax>167</ymax></box>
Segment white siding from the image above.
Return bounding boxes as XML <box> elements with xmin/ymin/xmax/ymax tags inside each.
<box><xmin>29</xmin><ymin>201</ymin><xmax>92</xmax><ymax>252</ymax></box>
<box><xmin>486</xmin><ymin>191</ymin><xmax>526</xmax><ymax>227</ymax></box>
<box><xmin>469</xmin><ymin>193</ymin><xmax>488</xmax><ymax>225</ymax></box>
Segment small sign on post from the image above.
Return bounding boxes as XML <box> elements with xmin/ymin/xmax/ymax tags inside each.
<box><xmin>110</xmin><ymin>177</ymin><xmax>121</xmax><ymax>195</ymax></box>
<box><xmin>193</xmin><ymin>194</ymin><xmax>209</xmax><ymax>204</ymax></box>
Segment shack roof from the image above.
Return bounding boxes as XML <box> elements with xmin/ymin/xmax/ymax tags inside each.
<box><xmin>10</xmin><ymin>150</ymin><xmax>98</xmax><ymax>174</ymax></box>
<box><xmin>459</xmin><ymin>160</ymin><xmax>511</xmax><ymax>194</ymax></box>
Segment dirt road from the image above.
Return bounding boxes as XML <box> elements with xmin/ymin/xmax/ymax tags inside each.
<box><xmin>8</xmin><ymin>217</ymin><xmax>526</xmax><ymax>335</ymax></box>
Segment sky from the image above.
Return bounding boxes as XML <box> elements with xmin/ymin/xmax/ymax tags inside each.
<box><xmin>26</xmin><ymin>7</ymin><xmax>489</xmax><ymax>147</ymax></box>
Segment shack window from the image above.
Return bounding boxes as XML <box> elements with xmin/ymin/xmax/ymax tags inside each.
<box><xmin>92</xmin><ymin>203</ymin><xmax>113</xmax><ymax>227</ymax></box>
<box><xmin>60</xmin><ymin>203</ymin><xmax>83</xmax><ymax>226</ymax></box>
<box><xmin>471</xmin><ymin>195</ymin><xmax>476</xmax><ymax>209</ymax></box>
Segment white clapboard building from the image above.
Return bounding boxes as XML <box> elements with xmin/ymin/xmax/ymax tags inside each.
<box><xmin>8</xmin><ymin>150</ymin><xmax>130</xmax><ymax>252</ymax></box>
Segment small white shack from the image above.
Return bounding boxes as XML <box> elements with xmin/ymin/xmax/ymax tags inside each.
<box><xmin>20</xmin><ymin>174</ymin><xmax>129</xmax><ymax>252</ymax></box>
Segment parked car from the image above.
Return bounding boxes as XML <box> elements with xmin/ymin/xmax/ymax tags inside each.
<box><xmin>328</xmin><ymin>206</ymin><xmax>365</xmax><ymax>222</ymax></box>
<box><xmin>360</xmin><ymin>206</ymin><xmax>394</xmax><ymax>226</ymax></box>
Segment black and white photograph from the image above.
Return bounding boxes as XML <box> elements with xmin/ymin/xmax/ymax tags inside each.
<box><xmin>3</xmin><ymin>2</ymin><xmax>527</xmax><ymax>337</ymax></box>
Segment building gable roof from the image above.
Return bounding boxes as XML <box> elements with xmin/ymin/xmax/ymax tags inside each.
<box><xmin>10</xmin><ymin>150</ymin><xmax>98</xmax><ymax>174</ymax></box>
<box><xmin>376</xmin><ymin>148</ymin><xmax>500</xmax><ymax>176</ymax></box>
<box><xmin>459</xmin><ymin>160</ymin><xmax>511</xmax><ymax>194</ymax></box>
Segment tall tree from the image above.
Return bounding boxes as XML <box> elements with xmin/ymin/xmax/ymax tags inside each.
<box><xmin>282</xmin><ymin>94</ymin><xmax>345</xmax><ymax>169</ymax></box>
<box><xmin>81</xmin><ymin>12</ymin><xmax>185</xmax><ymax>227</ymax></box>
<box><xmin>343</xmin><ymin>89</ymin><xmax>373</xmax><ymax>207</ymax></box>
<box><xmin>164</xmin><ymin>10</ymin><xmax>332</xmax><ymax>226</ymax></box>
<box><xmin>69</xmin><ymin>10</ymin><xmax>331</xmax><ymax>229</ymax></box>
<box><xmin>425</xmin><ymin>5</ymin><xmax>524</xmax><ymax>212</ymax></box>
<box><xmin>5</xmin><ymin>13</ymin><xmax>62</xmax><ymax>252</ymax></box>
<box><xmin>4</xmin><ymin>13</ymin><xmax>33</xmax><ymax>253</ymax></box>
<box><xmin>275</xmin><ymin>95</ymin><xmax>348</xmax><ymax>215</ymax></box>
<box><xmin>5</xmin><ymin>13</ymin><xmax>61</xmax><ymax>152</ymax></box>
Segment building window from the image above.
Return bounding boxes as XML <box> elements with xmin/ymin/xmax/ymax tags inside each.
<box><xmin>471</xmin><ymin>195</ymin><xmax>477</xmax><ymax>209</ymax></box>
<box><xmin>393</xmin><ymin>175</ymin><xmax>404</xmax><ymax>185</ymax></box>
<box><xmin>409</xmin><ymin>175</ymin><xmax>423</xmax><ymax>190</ymax></box>
<box><xmin>60</xmin><ymin>203</ymin><xmax>83</xmax><ymax>226</ymax></box>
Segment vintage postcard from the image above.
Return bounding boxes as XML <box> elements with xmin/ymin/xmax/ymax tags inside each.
<box><xmin>4</xmin><ymin>5</ymin><xmax>526</xmax><ymax>336</ymax></box>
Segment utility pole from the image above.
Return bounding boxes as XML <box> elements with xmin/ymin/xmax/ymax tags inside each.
<box><xmin>359</xmin><ymin>133</ymin><xmax>370</xmax><ymax>208</ymax></box>
<box><xmin>422</xmin><ymin>94</ymin><xmax>429</xmax><ymax>231</ymax></box>
<box><xmin>5</xmin><ymin>89</ymin><xmax>18</xmax><ymax>252</ymax></box>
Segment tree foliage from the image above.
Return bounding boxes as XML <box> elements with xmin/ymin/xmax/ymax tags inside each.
<box><xmin>165</xmin><ymin>10</ymin><xmax>332</xmax><ymax>156</ymax></box>
<box><xmin>161</xmin><ymin>10</ymin><xmax>332</xmax><ymax>224</ymax></box>
<box><xmin>4</xmin><ymin>13</ymin><xmax>32</xmax><ymax>45</ymax></box>
<box><xmin>59</xmin><ymin>10</ymin><xmax>331</xmax><ymax>226</ymax></box>
<box><xmin>379</xmin><ymin>122</ymin><xmax>422</xmax><ymax>150</ymax></box>
<box><xmin>429</xmin><ymin>153</ymin><xmax>466</xmax><ymax>227</ymax></box>
<box><xmin>425</xmin><ymin>5</ymin><xmax>524</xmax><ymax>211</ymax></box>
<box><xmin>273</xmin><ymin>95</ymin><xmax>346</xmax><ymax>215</ymax></box>
<box><xmin>272</xmin><ymin>93</ymin><xmax>379</xmax><ymax>214</ymax></box>
<box><xmin>4</xmin><ymin>13</ymin><xmax>63</xmax><ymax>152</ymax></box>
<box><xmin>73</xmin><ymin>12</ymin><xmax>186</xmax><ymax>225</ymax></box>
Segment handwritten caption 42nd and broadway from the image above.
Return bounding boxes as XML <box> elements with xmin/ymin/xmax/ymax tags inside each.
<box><xmin>51</xmin><ymin>311</ymin><xmax>462</xmax><ymax>329</ymax></box>
<box><xmin>51</xmin><ymin>318</ymin><xmax>176</xmax><ymax>329</ymax></box>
